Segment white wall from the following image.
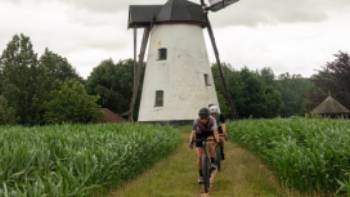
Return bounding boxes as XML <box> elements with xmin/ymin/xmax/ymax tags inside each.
<box><xmin>138</xmin><ymin>24</ymin><xmax>220</xmax><ymax>122</ymax></box>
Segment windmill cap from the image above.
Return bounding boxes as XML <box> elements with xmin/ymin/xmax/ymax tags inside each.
<box><xmin>128</xmin><ymin>0</ymin><xmax>207</xmax><ymax>28</ymax></box>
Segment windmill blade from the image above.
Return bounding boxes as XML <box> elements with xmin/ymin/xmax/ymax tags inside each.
<box><xmin>132</xmin><ymin>27</ymin><xmax>137</xmax><ymax>115</ymax></box>
<box><xmin>205</xmin><ymin>14</ymin><xmax>238</xmax><ymax>117</ymax></box>
<box><xmin>206</xmin><ymin>0</ymin><xmax>239</xmax><ymax>12</ymax></box>
<box><xmin>129</xmin><ymin>27</ymin><xmax>151</xmax><ymax>121</ymax></box>
<box><xmin>122</xmin><ymin>27</ymin><xmax>138</xmax><ymax>118</ymax></box>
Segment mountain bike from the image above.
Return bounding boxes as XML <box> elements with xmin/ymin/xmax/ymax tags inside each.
<box><xmin>216</xmin><ymin>133</ymin><xmax>228</xmax><ymax>171</ymax></box>
<box><xmin>196</xmin><ymin>138</ymin><xmax>216</xmax><ymax>193</ymax></box>
<box><xmin>215</xmin><ymin>142</ymin><xmax>222</xmax><ymax>171</ymax></box>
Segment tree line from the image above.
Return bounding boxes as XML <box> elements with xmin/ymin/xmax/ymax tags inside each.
<box><xmin>0</xmin><ymin>34</ymin><xmax>349</xmax><ymax>125</ymax></box>
<box><xmin>214</xmin><ymin>51</ymin><xmax>350</xmax><ymax>119</ymax></box>
<box><xmin>212</xmin><ymin>65</ymin><xmax>313</xmax><ymax>119</ymax></box>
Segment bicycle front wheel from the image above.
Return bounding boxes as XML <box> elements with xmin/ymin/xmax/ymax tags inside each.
<box><xmin>215</xmin><ymin>144</ymin><xmax>222</xmax><ymax>171</ymax></box>
<box><xmin>201</xmin><ymin>155</ymin><xmax>210</xmax><ymax>193</ymax></box>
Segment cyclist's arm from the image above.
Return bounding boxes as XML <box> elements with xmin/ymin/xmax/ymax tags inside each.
<box><xmin>220</xmin><ymin>114</ymin><xmax>228</xmax><ymax>138</ymax></box>
<box><xmin>189</xmin><ymin>129</ymin><xmax>196</xmax><ymax>144</ymax></box>
<box><xmin>210</xmin><ymin>117</ymin><xmax>220</xmax><ymax>142</ymax></box>
<box><xmin>222</xmin><ymin>123</ymin><xmax>228</xmax><ymax>137</ymax></box>
<box><xmin>213</xmin><ymin>128</ymin><xmax>220</xmax><ymax>143</ymax></box>
<box><xmin>190</xmin><ymin>120</ymin><xmax>198</xmax><ymax>145</ymax></box>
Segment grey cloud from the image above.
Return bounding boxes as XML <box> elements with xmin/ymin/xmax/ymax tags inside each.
<box><xmin>56</xmin><ymin>0</ymin><xmax>350</xmax><ymax>27</ymax></box>
<box><xmin>0</xmin><ymin>1</ymin><xmax>129</xmax><ymax>54</ymax></box>
<box><xmin>4</xmin><ymin>0</ymin><xmax>350</xmax><ymax>27</ymax></box>
<box><xmin>210</xmin><ymin>0</ymin><xmax>350</xmax><ymax>27</ymax></box>
<box><xmin>62</xmin><ymin>0</ymin><xmax>162</xmax><ymax>12</ymax></box>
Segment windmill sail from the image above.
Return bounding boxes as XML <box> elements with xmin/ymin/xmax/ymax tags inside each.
<box><xmin>208</xmin><ymin>0</ymin><xmax>239</xmax><ymax>12</ymax></box>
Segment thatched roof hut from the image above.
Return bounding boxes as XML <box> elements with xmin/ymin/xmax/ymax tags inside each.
<box><xmin>311</xmin><ymin>96</ymin><xmax>350</xmax><ymax>118</ymax></box>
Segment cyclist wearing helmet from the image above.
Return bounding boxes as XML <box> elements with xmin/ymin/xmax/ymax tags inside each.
<box><xmin>189</xmin><ymin>107</ymin><xmax>220</xmax><ymax>184</ymax></box>
<box><xmin>209</xmin><ymin>105</ymin><xmax>228</xmax><ymax>160</ymax></box>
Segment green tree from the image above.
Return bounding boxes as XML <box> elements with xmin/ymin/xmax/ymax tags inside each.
<box><xmin>0</xmin><ymin>95</ymin><xmax>17</xmax><ymax>124</ymax></box>
<box><xmin>236</xmin><ymin>68</ymin><xmax>267</xmax><ymax>118</ymax></box>
<box><xmin>212</xmin><ymin>63</ymin><xmax>241</xmax><ymax>119</ymax></box>
<box><xmin>212</xmin><ymin>65</ymin><xmax>281</xmax><ymax>119</ymax></box>
<box><xmin>277</xmin><ymin>73</ymin><xmax>313</xmax><ymax>117</ymax></box>
<box><xmin>309</xmin><ymin>51</ymin><xmax>350</xmax><ymax>110</ymax></box>
<box><xmin>0</xmin><ymin>34</ymin><xmax>39</xmax><ymax>124</ymax></box>
<box><xmin>260</xmin><ymin>67</ymin><xmax>275</xmax><ymax>82</ymax></box>
<box><xmin>38</xmin><ymin>49</ymin><xmax>82</xmax><ymax>88</ymax></box>
<box><xmin>36</xmin><ymin>49</ymin><xmax>82</xmax><ymax>123</ymax></box>
<box><xmin>258</xmin><ymin>68</ymin><xmax>282</xmax><ymax>118</ymax></box>
<box><xmin>45</xmin><ymin>80</ymin><xmax>101</xmax><ymax>124</ymax></box>
<box><xmin>87</xmin><ymin>59</ymin><xmax>141</xmax><ymax>117</ymax></box>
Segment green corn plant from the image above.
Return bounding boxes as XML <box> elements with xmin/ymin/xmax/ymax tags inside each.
<box><xmin>228</xmin><ymin>118</ymin><xmax>350</xmax><ymax>195</ymax></box>
<box><xmin>0</xmin><ymin>123</ymin><xmax>180</xmax><ymax>197</ymax></box>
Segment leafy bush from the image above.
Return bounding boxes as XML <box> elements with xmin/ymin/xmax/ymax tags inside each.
<box><xmin>0</xmin><ymin>123</ymin><xmax>179</xmax><ymax>196</ymax></box>
<box><xmin>0</xmin><ymin>96</ymin><xmax>17</xmax><ymax>124</ymax></box>
<box><xmin>229</xmin><ymin>118</ymin><xmax>350</xmax><ymax>195</ymax></box>
<box><xmin>45</xmin><ymin>80</ymin><xmax>101</xmax><ymax>124</ymax></box>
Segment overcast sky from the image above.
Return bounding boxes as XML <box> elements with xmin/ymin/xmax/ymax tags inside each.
<box><xmin>0</xmin><ymin>0</ymin><xmax>349</xmax><ymax>78</ymax></box>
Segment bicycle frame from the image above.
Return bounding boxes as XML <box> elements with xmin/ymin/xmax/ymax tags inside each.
<box><xmin>196</xmin><ymin>139</ymin><xmax>213</xmax><ymax>193</ymax></box>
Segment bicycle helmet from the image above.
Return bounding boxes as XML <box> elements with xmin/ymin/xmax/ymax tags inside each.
<box><xmin>209</xmin><ymin>105</ymin><xmax>219</xmax><ymax>114</ymax></box>
<box><xmin>198</xmin><ymin>108</ymin><xmax>210</xmax><ymax>119</ymax></box>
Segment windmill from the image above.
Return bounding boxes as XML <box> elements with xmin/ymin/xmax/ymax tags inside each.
<box><xmin>128</xmin><ymin>0</ymin><xmax>239</xmax><ymax>123</ymax></box>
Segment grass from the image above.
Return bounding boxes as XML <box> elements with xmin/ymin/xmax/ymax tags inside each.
<box><xmin>109</xmin><ymin>127</ymin><xmax>295</xmax><ymax>197</ymax></box>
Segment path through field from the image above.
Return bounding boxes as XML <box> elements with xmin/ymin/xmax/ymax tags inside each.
<box><xmin>109</xmin><ymin>127</ymin><xmax>297</xmax><ymax>197</ymax></box>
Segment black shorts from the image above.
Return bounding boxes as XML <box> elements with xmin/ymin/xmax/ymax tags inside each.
<box><xmin>195</xmin><ymin>138</ymin><xmax>215</xmax><ymax>148</ymax></box>
<box><xmin>195</xmin><ymin>140</ymin><xmax>203</xmax><ymax>148</ymax></box>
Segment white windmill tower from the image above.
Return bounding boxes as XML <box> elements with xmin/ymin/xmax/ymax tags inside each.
<box><xmin>128</xmin><ymin>0</ymin><xmax>239</xmax><ymax>123</ymax></box>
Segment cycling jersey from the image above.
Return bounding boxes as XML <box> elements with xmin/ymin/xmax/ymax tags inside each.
<box><xmin>193</xmin><ymin>116</ymin><xmax>218</xmax><ymax>147</ymax></box>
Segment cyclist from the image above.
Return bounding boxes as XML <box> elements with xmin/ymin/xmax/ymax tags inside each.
<box><xmin>209</xmin><ymin>105</ymin><xmax>228</xmax><ymax>160</ymax></box>
<box><xmin>189</xmin><ymin>107</ymin><xmax>220</xmax><ymax>184</ymax></box>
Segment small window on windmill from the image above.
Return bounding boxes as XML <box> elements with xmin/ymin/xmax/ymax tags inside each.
<box><xmin>204</xmin><ymin>74</ymin><xmax>211</xmax><ymax>86</ymax></box>
<box><xmin>158</xmin><ymin>48</ymin><xmax>167</xmax><ymax>60</ymax></box>
<box><xmin>155</xmin><ymin>90</ymin><xmax>164</xmax><ymax>107</ymax></box>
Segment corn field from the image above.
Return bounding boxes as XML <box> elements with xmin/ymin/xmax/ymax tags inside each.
<box><xmin>0</xmin><ymin>123</ymin><xmax>179</xmax><ymax>197</ymax></box>
<box><xmin>229</xmin><ymin>118</ymin><xmax>350</xmax><ymax>195</ymax></box>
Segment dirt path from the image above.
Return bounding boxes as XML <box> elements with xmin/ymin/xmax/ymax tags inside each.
<box><xmin>108</xmin><ymin>128</ymin><xmax>297</xmax><ymax>197</ymax></box>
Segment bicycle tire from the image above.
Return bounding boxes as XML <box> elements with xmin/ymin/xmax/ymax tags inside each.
<box><xmin>216</xmin><ymin>144</ymin><xmax>222</xmax><ymax>171</ymax></box>
<box><xmin>201</xmin><ymin>155</ymin><xmax>210</xmax><ymax>193</ymax></box>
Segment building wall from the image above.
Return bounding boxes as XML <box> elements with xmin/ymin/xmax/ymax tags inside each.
<box><xmin>138</xmin><ymin>24</ymin><xmax>220</xmax><ymax>122</ymax></box>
